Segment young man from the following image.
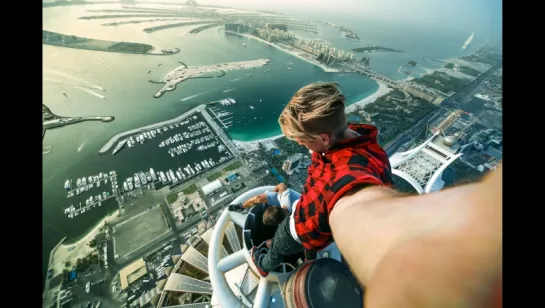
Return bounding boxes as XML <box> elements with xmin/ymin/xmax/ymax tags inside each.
<box><xmin>248</xmin><ymin>82</ymin><xmax>394</xmax><ymax>277</ymax></box>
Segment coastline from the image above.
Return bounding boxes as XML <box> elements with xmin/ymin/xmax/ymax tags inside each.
<box><xmin>346</xmin><ymin>81</ymin><xmax>392</xmax><ymax>113</ymax></box>
<box><xmin>231</xmin><ymin>81</ymin><xmax>392</xmax><ymax>147</ymax></box>
<box><xmin>50</xmin><ymin>210</ymin><xmax>119</xmax><ymax>276</ymax></box>
<box><xmin>225</xmin><ymin>31</ymin><xmax>340</xmax><ymax>73</ymax></box>
<box><xmin>232</xmin><ymin>134</ymin><xmax>284</xmax><ymax>150</ymax></box>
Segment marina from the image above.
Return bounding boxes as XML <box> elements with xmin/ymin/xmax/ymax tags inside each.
<box><xmin>63</xmin><ymin>171</ymin><xmax>118</xmax><ymax>218</ymax></box>
<box><xmin>98</xmin><ymin>105</ymin><xmax>208</xmax><ymax>154</ymax></box>
<box><xmin>64</xmin><ymin>110</ymin><xmax>236</xmax><ymax>219</ymax></box>
<box><xmin>207</xmin><ymin>98</ymin><xmax>235</xmax><ymax>129</ymax></box>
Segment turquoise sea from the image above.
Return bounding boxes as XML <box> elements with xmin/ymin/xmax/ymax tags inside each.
<box><xmin>42</xmin><ymin>3</ymin><xmax>496</xmax><ymax>280</ymax></box>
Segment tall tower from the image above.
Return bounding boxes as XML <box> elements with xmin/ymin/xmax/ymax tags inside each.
<box><xmin>205</xmin><ymin>135</ymin><xmax>460</xmax><ymax>307</ymax></box>
<box><xmin>390</xmin><ymin>131</ymin><xmax>462</xmax><ymax>194</ymax></box>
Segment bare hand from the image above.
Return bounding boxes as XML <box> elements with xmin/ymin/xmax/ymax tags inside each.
<box><xmin>273</xmin><ymin>183</ymin><xmax>288</xmax><ymax>193</ymax></box>
<box><xmin>266</xmin><ymin>239</ymin><xmax>272</xmax><ymax>248</ymax></box>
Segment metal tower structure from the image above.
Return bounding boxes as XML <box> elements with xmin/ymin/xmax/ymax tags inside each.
<box><xmin>390</xmin><ymin>131</ymin><xmax>462</xmax><ymax>194</ymax></box>
<box><xmin>205</xmin><ymin>133</ymin><xmax>462</xmax><ymax>307</ymax></box>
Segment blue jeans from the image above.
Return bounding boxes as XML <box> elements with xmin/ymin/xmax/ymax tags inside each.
<box><xmin>258</xmin><ymin>216</ymin><xmax>304</xmax><ymax>272</ymax></box>
<box><xmin>265</xmin><ymin>189</ymin><xmax>301</xmax><ymax>214</ymax></box>
<box><xmin>259</xmin><ymin>189</ymin><xmax>304</xmax><ymax>272</ymax></box>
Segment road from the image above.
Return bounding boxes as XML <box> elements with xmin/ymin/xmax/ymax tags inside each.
<box><xmin>385</xmin><ymin>62</ymin><xmax>501</xmax><ymax>156</ymax></box>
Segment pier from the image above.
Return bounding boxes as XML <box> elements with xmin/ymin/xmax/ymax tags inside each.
<box><xmin>207</xmin><ymin>107</ymin><xmax>233</xmax><ymax>129</ymax></box>
<box><xmin>201</xmin><ymin>107</ymin><xmax>241</xmax><ymax>157</ymax></box>
<box><xmin>98</xmin><ymin>106</ymin><xmax>205</xmax><ymax>154</ymax></box>
<box><xmin>43</xmin><ymin>116</ymin><xmax>114</xmax><ymax>130</ymax></box>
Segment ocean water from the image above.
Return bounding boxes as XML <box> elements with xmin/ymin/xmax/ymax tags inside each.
<box><xmin>42</xmin><ymin>3</ymin><xmax>492</xmax><ymax>281</ymax></box>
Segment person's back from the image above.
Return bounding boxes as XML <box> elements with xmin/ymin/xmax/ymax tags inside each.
<box><xmin>278</xmin><ymin>82</ymin><xmax>394</xmax><ymax>251</ymax></box>
<box><xmin>249</xmin><ymin>82</ymin><xmax>394</xmax><ymax>277</ymax></box>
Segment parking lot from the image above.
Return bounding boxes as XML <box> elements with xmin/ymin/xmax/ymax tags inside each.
<box><xmin>113</xmin><ymin>205</ymin><xmax>169</xmax><ymax>259</ymax></box>
<box><xmin>145</xmin><ymin>242</ymin><xmax>180</xmax><ymax>281</ymax></box>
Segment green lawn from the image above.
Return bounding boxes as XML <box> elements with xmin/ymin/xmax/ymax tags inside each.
<box><xmin>166</xmin><ymin>193</ymin><xmax>179</xmax><ymax>204</ymax></box>
<box><xmin>224</xmin><ymin>161</ymin><xmax>243</xmax><ymax>172</ymax></box>
<box><xmin>182</xmin><ymin>183</ymin><xmax>198</xmax><ymax>194</ymax></box>
<box><xmin>206</xmin><ymin>171</ymin><xmax>222</xmax><ymax>181</ymax></box>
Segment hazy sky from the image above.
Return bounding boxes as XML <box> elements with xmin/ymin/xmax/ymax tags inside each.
<box><xmin>199</xmin><ymin>0</ymin><xmax>502</xmax><ymax>37</ymax></box>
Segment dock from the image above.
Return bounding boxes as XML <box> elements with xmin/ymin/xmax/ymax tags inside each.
<box><xmin>207</xmin><ymin>107</ymin><xmax>233</xmax><ymax>129</ymax></box>
<box><xmin>98</xmin><ymin>105</ymin><xmax>206</xmax><ymax>154</ymax></box>
<box><xmin>200</xmin><ymin>107</ymin><xmax>240</xmax><ymax>157</ymax></box>
<box><xmin>43</xmin><ymin>116</ymin><xmax>114</xmax><ymax>130</ymax></box>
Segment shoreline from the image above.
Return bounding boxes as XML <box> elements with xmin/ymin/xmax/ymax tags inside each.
<box><xmin>50</xmin><ymin>210</ymin><xmax>119</xmax><ymax>278</ymax></box>
<box><xmin>154</xmin><ymin>58</ymin><xmax>270</xmax><ymax>98</ymax></box>
<box><xmin>232</xmin><ymin>134</ymin><xmax>284</xmax><ymax>149</ymax></box>
<box><xmin>225</xmin><ymin>31</ymin><xmax>341</xmax><ymax>73</ymax></box>
<box><xmin>346</xmin><ymin>81</ymin><xmax>392</xmax><ymax>112</ymax></box>
<box><xmin>231</xmin><ymin>81</ymin><xmax>392</xmax><ymax>146</ymax></box>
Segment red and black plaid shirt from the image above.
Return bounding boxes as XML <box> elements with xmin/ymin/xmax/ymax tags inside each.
<box><xmin>294</xmin><ymin>123</ymin><xmax>393</xmax><ymax>251</ymax></box>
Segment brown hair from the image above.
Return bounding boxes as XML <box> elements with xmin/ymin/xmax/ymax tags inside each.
<box><xmin>263</xmin><ymin>206</ymin><xmax>287</xmax><ymax>226</ymax></box>
<box><xmin>278</xmin><ymin>82</ymin><xmax>347</xmax><ymax>141</ymax></box>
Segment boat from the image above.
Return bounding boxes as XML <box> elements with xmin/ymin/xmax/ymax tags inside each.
<box><xmin>134</xmin><ymin>174</ymin><xmax>141</xmax><ymax>188</ymax></box>
<box><xmin>159</xmin><ymin>171</ymin><xmax>167</xmax><ymax>184</ymax></box>
<box><xmin>146</xmin><ymin>172</ymin><xmax>152</xmax><ymax>182</ymax></box>
<box><xmin>76</xmin><ymin>178</ymin><xmax>81</xmax><ymax>187</ymax></box>
<box><xmin>113</xmin><ymin>139</ymin><xmax>128</xmax><ymax>155</ymax></box>
<box><xmin>64</xmin><ymin>180</ymin><xmax>71</xmax><ymax>191</ymax></box>
<box><xmin>123</xmin><ymin>181</ymin><xmax>129</xmax><ymax>191</ymax></box>
<box><xmin>86</xmin><ymin>282</ymin><xmax>90</xmax><ymax>293</ymax></box>
<box><xmin>140</xmin><ymin>172</ymin><xmax>147</xmax><ymax>185</ymax></box>
<box><xmin>249</xmin><ymin>106</ymin><xmax>254</xmax><ymax>109</ymax></box>
<box><xmin>169</xmin><ymin>170</ymin><xmax>178</xmax><ymax>183</ymax></box>
<box><xmin>82</xmin><ymin>177</ymin><xmax>87</xmax><ymax>186</ymax></box>
<box><xmin>88</xmin><ymin>176</ymin><xmax>93</xmax><ymax>183</ymax></box>
<box><xmin>176</xmin><ymin>170</ymin><xmax>183</xmax><ymax>181</ymax></box>
<box><xmin>150</xmin><ymin>168</ymin><xmax>157</xmax><ymax>181</ymax></box>
<box><xmin>127</xmin><ymin>178</ymin><xmax>133</xmax><ymax>190</ymax></box>
<box><xmin>462</xmin><ymin>32</ymin><xmax>475</xmax><ymax>49</ymax></box>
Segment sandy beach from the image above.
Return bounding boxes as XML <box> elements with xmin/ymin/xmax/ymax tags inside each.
<box><xmin>233</xmin><ymin>134</ymin><xmax>284</xmax><ymax>152</ymax></box>
<box><xmin>49</xmin><ymin>211</ymin><xmax>119</xmax><ymax>276</ymax></box>
<box><xmin>346</xmin><ymin>81</ymin><xmax>392</xmax><ymax>112</ymax></box>
<box><xmin>225</xmin><ymin>31</ymin><xmax>341</xmax><ymax>73</ymax></box>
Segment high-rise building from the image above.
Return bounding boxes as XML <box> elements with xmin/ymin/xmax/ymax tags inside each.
<box><xmin>282</xmin><ymin>153</ymin><xmax>302</xmax><ymax>173</ymax></box>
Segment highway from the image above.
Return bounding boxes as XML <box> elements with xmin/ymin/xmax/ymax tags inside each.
<box><xmin>385</xmin><ymin>62</ymin><xmax>501</xmax><ymax>156</ymax></box>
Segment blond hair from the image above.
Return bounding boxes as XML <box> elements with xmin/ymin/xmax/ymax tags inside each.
<box><xmin>278</xmin><ymin>82</ymin><xmax>347</xmax><ymax>141</ymax></box>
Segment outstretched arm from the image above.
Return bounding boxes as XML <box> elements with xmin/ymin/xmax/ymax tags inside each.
<box><xmin>242</xmin><ymin>194</ymin><xmax>268</xmax><ymax>209</ymax></box>
<box><xmin>330</xmin><ymin>167</ymin><xmax>502</xmax><ymax>307</ymax></box>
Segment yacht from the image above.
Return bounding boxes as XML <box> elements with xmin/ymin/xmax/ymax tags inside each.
<box><xmin>176</xmin><ymin>170</ymin><xmax>183</xmax><ymax>181</ymax></box>
<box><xmin>134</xmin><ymin>174</ymin><xmax>141</xmax><ymax>188</ymax></box>
<box><xmin>159</xmin><ymin>171</ymin><xmax>167</xmax><ymax>184</ymax></box>
<box><xmin>64</xmin><ymin>180</ymin><xmax>71</xmax><ymax>191</ymax></box>
<box><xmin>140</xmin><ymin>172</ymin><xmax>147</xmax><ymax>185</ymax></box>
<box><xmin>127</xmin><ymin>177</ymin><xmax>134</xmax><ymax>190</ymax></box>
<box><xmin>113</xmin><ymin>139</ymin><xmax>128</xmax><ymax>155</ymax></box>
<box><xmin>150</xmin><ymin>168</ymin><xmax>157</xmax><ymax>181</ymax></box>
